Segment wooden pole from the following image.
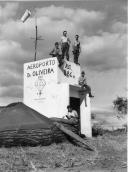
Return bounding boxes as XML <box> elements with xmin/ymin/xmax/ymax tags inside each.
<box><xmin>32</xmin><ymin>16</ymin><xmax>44</xmax><ymax>61</ymax></box>
<box><xmin>54</xmin><ymin>122</ymin><xmax>94</xmax><ymax>151</ymax></box>
<box><xmin>34</xmin><ymin>25</ymin><xmax>37</xmax><ymax>61</ymax></box>
<box><xmin>34</xmin><ymin>16</ymin><xmax>37</xmax><ymax>61</ymax></box>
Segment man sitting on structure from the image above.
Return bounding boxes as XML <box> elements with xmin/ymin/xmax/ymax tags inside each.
<box><xmin>78</xmin><ymin>71</ymin><xmax>94</xmax><ymax>98</ymax></box>
<box><xmin>49</xmin><ymin>42</ymin><xmax>63</xmax><ymax>67</ymax></box>
<box><xmin>61</xmin><ymin>31</ymin><xmax>71</xmax><ymax>61</ymax></box>
<box><xmin>72</xmin><ymin>34</ymin><xmax>81</xmax><ymax>65</ymax></box>
<box><xmin>63</xmin><ymin>105</ymin><xmax>78</xmax><ymax>123</ymax></box>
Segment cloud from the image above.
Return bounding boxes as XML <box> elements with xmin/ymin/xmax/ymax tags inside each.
<box><xmin>0</xmin><ymin>2</ymin><xmax>126</xmax><ymax>106</ymax></box>
<box><xmin>111</xmin><ymin>21</ymin><xmax>127</xmax><ymax>34</ymax></box>
<box><xmin>81</xmin><ymin>30</ymin><xmax>127</xmax><ymax>71</ymax></box>
<box><xmin>0</xmin><ymin>40</ymin><xmax>32</xmax><ymax>99</ymax></box>
<box><xmin>36</xmin><ymin>5</ymin><xmax>104</xmax><ymax>22</ymax></box>
<box><xmin>0</xmin><ymin>85</ymin><xmax>23</xmax><ymax>98</ymax></box>
<box><xmin>0</xmin><ymin>3</ymin><xmax>18</xmax><ymax>22</ymax></box>
<box><xmin>0</xmin><ymin>68</ymin><xmax>22</xmax><ymax>87</ymax></box>
<box><xmin>0</xmin><ymin>5</ymin><xmax>105</xmax><ymax>43</ymax></box>
<box><xmin>0</xmin><ymin>40</ymin><xmax>31</xmax><ymax>63</ymax></box>
<box><xmin>36</xmin><ymin>5</ymin><xmax>105</xmax><ymax>35</ymax></box>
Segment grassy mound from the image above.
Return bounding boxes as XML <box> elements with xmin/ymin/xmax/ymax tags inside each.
<box><xmin>0</xmin><ymin>132</ymin><xmax>126</xmax><ymax>172</ymax></box>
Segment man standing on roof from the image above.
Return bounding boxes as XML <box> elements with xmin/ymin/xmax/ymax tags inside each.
<box><xmin>61</xmin><ymin>31</ymin><xmax>71</xmax><ymax>61</ymax></box>
<box><xmin>72</xmin><ymin>34</ymin><xmax>81</xmax><ymax>64</ymax></box>
<box><xmin>49</xmin><ymin>42</ymin><xmax>63</xmax><ymax>67</ymax></box>
<box><xmin>78</xmin><ymin>71</ymin><xmax>94</xmax><ymax>98</ymax></box>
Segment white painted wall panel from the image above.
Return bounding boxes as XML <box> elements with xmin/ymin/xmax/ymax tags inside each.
<box><xmin>58</xmin><ymin>60</ymin><xmax>80</xmax><ymax>85</ymax></box>
<box><xmin>23</xmin><ymin>57</ymin><xmax>92</xmax><ymax>137</ymax></box>
<box><xmin>24</xmin><ymin>83</ymin><xmax>69</xmax><ymax>118</ymax></box>
<box><xmin>80</xmin><ymin>94</ymin><xmax>92</xmax><ymax>137</ymax></box>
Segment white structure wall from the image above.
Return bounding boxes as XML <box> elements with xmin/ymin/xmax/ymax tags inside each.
<box><xmin>58</xmin><ymin>60</ymin><xmax>80</xmax><ymax>85</ymax></box>
<box><xmin>24</xmin><ymin>83</ymin><xmax>69</xmax><ymax>118</ymax></box>
<box><xmin>24</xmin><ymin>57</ymin><xmax>92</xmax><ymax>137</ymax></box>
<box><xmin>80</xmin><ymin>94</ymin><xmax>92</xmax><ymax>137</ymax></box>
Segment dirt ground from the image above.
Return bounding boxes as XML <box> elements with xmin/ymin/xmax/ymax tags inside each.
<box><xmin>0</xmin><ymin>131</ymin><xmax>127</xmax><ymax>172</ymax></box>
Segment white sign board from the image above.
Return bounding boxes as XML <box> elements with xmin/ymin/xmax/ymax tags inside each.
<box><xmin>23</xmin><ymin>57</ymin><xmax>92</xmax><ymax>136</ymax></box>
<box><xmin>24</xmin><ymin>58</ymin><xmax>58</xmax><ymax>99</ymax></box>
<box><xmin>58</xmin><ymin>60</ymin><xmax>80</xmax><ymax>85</ymax></box>
<box><xmin>24</xmin><ymin>58</ymin><xmax>70</xmax><ymax>117</ymax></box>
<box><xmin>24</xmin><ymin>82</ymin><xmax>69</xmax><ymax>118</ymax></box>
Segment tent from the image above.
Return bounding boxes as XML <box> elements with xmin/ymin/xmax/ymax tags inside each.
<box><xmin>0</xmin><ymin>103</ymin><xmax>93</xmax><ymax>150</ymax></box>
<box><xmin>0</xmin><ymin>102</ymin><xmax>53</xmax><ymax>131</ymax></box>
<box><xmin>0</xmin><ymin>103</ymin><xmax>67</xmax><ymax>147</ymax></box>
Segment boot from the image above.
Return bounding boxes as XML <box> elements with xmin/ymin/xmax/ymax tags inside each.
<box><xmin>89</xmin><ymin>93</ymin><xmax>94</xmax><ymax>98</ymax></box>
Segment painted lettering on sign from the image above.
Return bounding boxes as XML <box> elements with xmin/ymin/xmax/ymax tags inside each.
<box><xmin>27</xmin><ymin>73</ymin><xmax>31</xmax><ymax>77</ymax></box>
<box><xmin>63</xmin><ymin>62</ymin><xmax>75</xmax><ymax>79</ymax></box>
<box><xmin>32</xmin><ymin>68</ymin><xmax>54</xmax><ymax>77</ymax></box>
<box><xmin>27</xmin><ymin>59</ymin><xmax>55</xmax><ymax>70</ymax></box>
<box><xmin>26</xmin><ymin>68</ymin><xmax>54</xmax><ymax>78</ymax></box>
<box><xmin>26</xmin><ymin>59</ymin><xmax>56</xmax><ymax>78</ymax></box>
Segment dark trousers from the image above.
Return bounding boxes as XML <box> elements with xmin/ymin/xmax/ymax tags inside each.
<box><xmin>81</xmin><ymin>84</ymin><xmax>93</xmax><ymax>97</ymax></box>
<box><xmin>52</xmin><ymin>54</ymin><xmax>63</xmax><ymax>66</ymax></box>
<box><xmin>73</xmin><ymin>50</ymin><xmax>80</xmax><ymax>64</ymax></box>
<box><xmin>61</xmin><ymin>43</ymin><xmax>70</xmax><ymax>61</ymax></box>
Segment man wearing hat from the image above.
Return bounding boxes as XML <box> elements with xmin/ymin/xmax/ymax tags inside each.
<box><xmin>63</xmin><ymin>105</ymin><xmax>78</xmax><ymax>122</ymax></box>
<box><xmin>78</xmin><ymin>70</ymin><xmax>94</xmax><ymax>98</ymax></box>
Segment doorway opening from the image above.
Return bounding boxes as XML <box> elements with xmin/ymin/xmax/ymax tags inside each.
<box><xmin>70</xmin><ymin>97</ymin><xmax>80</xmax><ymax>133</ymax></box>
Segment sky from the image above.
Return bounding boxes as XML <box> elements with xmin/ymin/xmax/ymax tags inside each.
<box><xmin>0</xmin><ymin>0</ymin><xmax>127</xmax><ymax>112</ymax></box>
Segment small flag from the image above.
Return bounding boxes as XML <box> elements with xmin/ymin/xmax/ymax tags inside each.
<box><xmin>21</xmin><ymin>9</ymin><xmax>31</xmax><ymax>23</ymax></box>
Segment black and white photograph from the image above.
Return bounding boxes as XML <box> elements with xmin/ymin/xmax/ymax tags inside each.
<box><xmin>0</xmin><ymin>0</ymin><xmax>127</xmax><ymax>172</ymax></box>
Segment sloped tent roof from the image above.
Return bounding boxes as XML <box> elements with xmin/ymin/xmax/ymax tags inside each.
<box><xmin>0</xmin><ymin>102</ymin><xmax>54</xmax><ymax>132</ymax></box>
<box><xmin>0</xmin><ymin>103</ymin><xmax>80</xmax><ymax>147</ymax></box>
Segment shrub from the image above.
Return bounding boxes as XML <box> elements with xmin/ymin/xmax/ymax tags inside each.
<box><xmin>92</xmin><ymin>123</ymin><xmax>104</xmax><ymax>136</ymax></box>
<box><xmin>91</xmin><ymin>113</ymin><xmax>96</xmax><ymax>120</ymax></box>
